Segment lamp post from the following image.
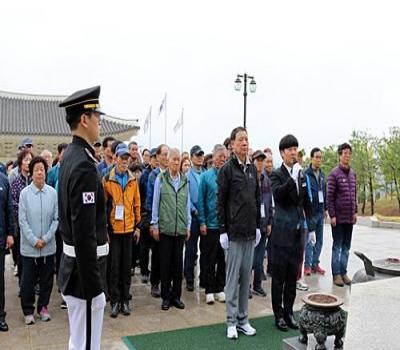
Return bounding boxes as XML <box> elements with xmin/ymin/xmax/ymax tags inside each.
<box><xmin>234</xmin><ymin>73</ymin><xmax>256</xmax><ymax>129</ymax></box>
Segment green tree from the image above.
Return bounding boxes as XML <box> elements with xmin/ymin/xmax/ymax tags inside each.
<box><xmin>378</xmin><ymin>127</ymin><xmax>400</xmax><ymax>212</ymax></box>
<box><xmin>349</xmin><ymin>131</ymin><xmax>378</xmax><ymax>215</ymax></box>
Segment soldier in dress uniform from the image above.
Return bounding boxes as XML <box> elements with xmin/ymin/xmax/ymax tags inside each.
<box><xmin>57</xmin><ymin>86</ymin><xmax>109</xmax><ymax>350</ymax></box>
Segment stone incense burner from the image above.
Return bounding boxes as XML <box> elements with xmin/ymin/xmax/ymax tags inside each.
<box><xmin>298</xmin><ymin>293</ymin><xmax>346</xmax><ymax>350</ymax></box>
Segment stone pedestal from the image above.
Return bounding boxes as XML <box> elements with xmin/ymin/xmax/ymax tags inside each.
<box><xmin>283</xmin><ymin>335</ymin><xmax>338</xmax><ymax>350</ymax></box>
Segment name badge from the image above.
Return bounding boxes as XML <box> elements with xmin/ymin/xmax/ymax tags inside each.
<box><xmin>115</xmin><ymin>205</ymin><xmax>124</xmax><ymax>221</ymax></box>
<box><xmin>260</xmin><ymin>205</ymin><xmax>266</xmax><ymax>218</ymax></box>
<box><xmin>318</xmin><ymin>190</ymin><xmax>324</xmax><ymax>203</ymax></box>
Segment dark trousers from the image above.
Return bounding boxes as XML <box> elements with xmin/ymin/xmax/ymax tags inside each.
<box><xmin>110</xmin><ymin>234</ymin><xmax>132</xmax><ymax>304</ymax></box>
<box><xmin>159</xmin><ymin>234</ymin><xmax>185</xmax><ymax>301</ymax></box>
<box><xmin>200</xmin><ymin>229</ymin><xmax>225</xmax><ymax>294</ymax></box>
<box><xmin>253</xmin><ymin>233</ymin><xmax>267</xmax><ymax>289</ymax></box>
<box><xmin>266</xmin><ymin>234</ymin><xmax>273</xmax><ymax>273</ymax></box>
<box><xmin>184</xmin><ymin>217</ymin><xmax>200</xmax><ymax>284</ymax></box>
<box><xmin>12</xmin><ymin>226</ymin><xmax>22</xmax><ymax>285</ymax></box>
<box><xmin>20</xmin><ymin>255</ymin><xmax>54</xmax><ymax>316</ymax></box>
<box><xmin>271</xmin><ymin>243</ymin><xmax>302</xmax><ymax>318</ymax></box>
<box><xmin>140</xmin><ymin>226</ymin><xmax>152</xmax><ymax>276</ymax></box>
<box><xmin>55</xmin><ymin>228</ymin><xmax>63</xmax><ymax>276</ymax></box>
<box><xmin>0</xmin><ymin>249</ymin><xmax>5</xmax><ymax>320</ymax></box>
<box><xmin>131</xmin><ymin>236</ymin><xmax>140</xmax><ymax>270</ymax></box>
<box><xmin>331</xmin><ymin>223</ymin><xmax>353</xmax><ymax>276</ymax></box>
<box><xmin>150</xmin><ymin>238</ymin><xmax>160</xmax><ymax>287</ymax></box>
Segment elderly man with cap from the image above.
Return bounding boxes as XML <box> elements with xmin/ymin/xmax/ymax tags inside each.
<box><xmin>8</xmin><ymin>138</ymin><xmax>34</xmax><ymax>186</ymax></box>
<box><xmin>103</xmin><ymin>143</ymin><xmax>141</xmax><ymax>318</ymax></box>
<box><xmin>251</xmin><ymin>150</ymin><xmax>273</xmax><ymax>298</ymax></box>
<box><xmin>184</xmin><ymin>145</ymin><xmax>205</xmax><ymax>291</ymax></box>
<box><xmin>57</xmin><ymin>86</ymin><xmax>109</xmax><ymax>350</ymax></box>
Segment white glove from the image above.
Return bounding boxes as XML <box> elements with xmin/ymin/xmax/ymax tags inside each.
<box><xmin>219</xmin><ymin>233</ymin><xmax>229</xmax><ymax>250</ymax></box>
<box><xmin>309</xmin><ymin>231</ymin><xmax>316</xmax><ymax>246</ymax></box>
<box><xmin>255</xmin><ymin>228</ymin><xmax>261</xmax><ymax>247</ymax></box>
<box><xmin>291</xmin><ymin>162</ymin><xmax>302</xmax><ymax>180</ymax></box>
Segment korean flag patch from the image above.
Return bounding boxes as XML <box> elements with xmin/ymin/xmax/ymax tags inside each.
<box><xmin>82</xmin><ymin>192</ymin><xmax>95</xmax><ymax>204</ymax></box>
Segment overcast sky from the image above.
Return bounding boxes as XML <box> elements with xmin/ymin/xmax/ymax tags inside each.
<box><xmin>1</xmin><ymin>0</ymin><xmax>400</xmax><ymax>159</ymax></box>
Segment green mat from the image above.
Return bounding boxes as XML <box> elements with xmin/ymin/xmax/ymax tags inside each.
<box><xmin>123</xmin><ymin>314</ymin><xmax>299</xmax><ymax>350</ymax></box>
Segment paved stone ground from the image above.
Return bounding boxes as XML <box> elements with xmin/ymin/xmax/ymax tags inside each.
<box><xmin>0</xmin><ymin>224</ymin><xmax>399</xmax><ymax>349</ymax></box>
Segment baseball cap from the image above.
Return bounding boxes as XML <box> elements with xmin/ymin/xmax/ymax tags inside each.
<box><xmin>150</xmin><ymin>148</ymin><xmax>157</xmax><ymax>157</ymax></box>
<box><xmin>190</xmin><ymin>145</ymin><xmax>204</xmax><ymax>157</ymax></box>
<box><xmin>115</xmin><ymin>144</ymin><xmax>130</xmax><ymax>158</ymax></box>
<box><xmin>252</xmin><ymin>150</ymin><xmax>267</xmax><ymax>162</ymax></box>
<box><xmin>20</xmin><ymin>138</ymin><xmax>34</xmax><ymax>148</ymax></box>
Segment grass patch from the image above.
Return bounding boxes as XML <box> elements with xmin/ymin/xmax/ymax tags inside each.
<box><xmin>123</xmin><ymin>314</ymin><xmax>299</xmax><ymax>350</ymax></box>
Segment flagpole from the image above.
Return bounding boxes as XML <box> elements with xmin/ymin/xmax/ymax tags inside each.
<box><xmin>149</xmin><ymin>106</ymin><xmax>152</xmax><ymax>148</ymax></box>
<box><xmin>181</xmin><ymin>108</ymin><xmax>184</xmax><ymax>152</ymax></box>
<box><xmin>164</xmin><ymin>93</ymin><xmax>167</xmax><ymax>144</ymax></box>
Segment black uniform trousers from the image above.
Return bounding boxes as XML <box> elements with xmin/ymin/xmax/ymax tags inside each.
<box><xmin>0</xmin><ymin>249</ymin><xmax>6</xmax><ymax>321</ymax></box>
<box><xmin>159</xmin><ymin>234</ymin><xmax>185</xmax><ymax>301</ymax></box>
<box><xmin>271</xmin><ymin>239</ymin><xmax>303</xmax><ymax>319</ymax></box>
<box><xmin>20</xmin><ymin>255</ymin><xmax>54</xmax><ymax>316</ymax></box>
<box><xmin>110</xmin><ymin>233</ymin><xmax>132</xmax><ymax>304</ymax></box>
<box><xmin>55</xmin><ymin>228</ymin><xmax>63</xmax><ymax>276</ymax></box>
<box><xmin>199</xmin><ymin>229</ymin><xmax>225</xmax><ymax>294</ymax></box>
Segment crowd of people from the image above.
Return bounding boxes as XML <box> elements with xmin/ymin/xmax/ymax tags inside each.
<box><xmin>0</xmin><ymin>132</ymin><xmax>358</xmax><ymax>331</ymax></box>
<box><xmin>0</xmin><ymin>86</ymin><xmax>358</xmax><ymax>348</ymax></box>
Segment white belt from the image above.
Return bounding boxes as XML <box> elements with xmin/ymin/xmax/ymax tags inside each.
<box><xmin>63</xmin><ymin>242</ymin><xmax>109</xmax><ymax>258</ymax></box>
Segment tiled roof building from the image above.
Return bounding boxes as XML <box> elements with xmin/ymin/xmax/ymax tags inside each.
<box><xmin>0</xmin><ymin>90</ymin><xmax>139</xmax><ymax>162</ymax></box>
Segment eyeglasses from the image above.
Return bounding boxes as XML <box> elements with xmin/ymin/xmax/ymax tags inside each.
<box><xmin>24</xmin><ymin>144</ymin><xmax>33</xmax><ymax>148</ymax></box>
<box><xmin>22</xmin><ymin>158</ymin><xmax>32</xmax><ymax>163</ymax></box>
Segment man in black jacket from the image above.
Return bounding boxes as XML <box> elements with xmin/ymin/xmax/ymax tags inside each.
<box><xmin>0</xmin><ymin>172</ymin><xmax>14</xmax><ymax>332</ymax></box>
<box><xmin>270</xmin><ymin>134</ymin><xmax>314</xmax><ymax>332</ymax></box>
<box><xmin>58</xmin><ymin>86</ymin><xmax>109</xmax><ymax>350</ymax></box>
<box><xmin>217</xmin><ymin>127</ymin><xmax>261</xmax><ymax>340</ymax></box>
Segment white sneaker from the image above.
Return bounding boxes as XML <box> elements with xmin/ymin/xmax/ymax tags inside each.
<box><xmin>14</xmin><ymin>265</ymin><xmax>18</xmax><ymax>276</ymax></box>
<box><xmin>227</xmin><ymin>325</ymin><xmax>238</xmax><ymax>339</ymax></box>
<box><xmin>206</xmin><ymin>293</ymin><xmax>215</xmax><ymax>304</ymax></box>
<box><xmin>24</xmin><ymin>315</ymin><xmax>35</xmax><ymax>325</ymax></box>
<box><xmin>215</xmin><ymin>292</ymin><xmax>225</xmax><ymax>303</ymax></box>
<box><xmin>237</xmin><ymin>323</ymin><xmax>256</xmax><ymax>336</ymax></box>
<box><xmin>296</xmin><ymin>281</ymin><xmax>309</xmax><ymax>291</ymax></box>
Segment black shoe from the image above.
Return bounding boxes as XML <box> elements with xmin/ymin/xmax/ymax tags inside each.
<box><xmin>186</xmin><ymin>282</ymin><xmax>194</xmax><ymax>292</ymax></box>
<box><xmin>151</xmin><ymin>285</ymin><xmax>161</xmax><ymax>298</ymax></box>
<box><xmin>275</xmin><ymin>317</ymin><xmax>288</xmax><ymax>332</ymax></box>
<box><xmin>248</xmin><ymin>290</ymin><xmax>253</xmax><ymax>299</ymax></box>
<box><xmin>252</xmin><ymin>287</ymin><xmax>267</xmax><ymax>297</ymax></box>
<box><xmin>34</xmin><ymin>283</ymin><xmax>40</xmax><ymax>295</ymax></box>
<box><xmin>129</xmin><ymin>293</ymin><xmax>132</xmax><ymax>300</ymax></box>
<box><xmin>141</xmin><ymin>274</ymin><xmax>149</xmax><ymax>284</ymax></box>
<box><xmin>110</xmin><ymin>303</ymin><xmax>119</xmax><ymax>318</ymax></box>
<box><xmin>171</xmin><ymin>298</ymin><xmax>185</xmax><ymax>309</ymax></box>
<box><xmin>262</xmin><ymin>271</ymin><xmax>267</xmax><ymax>281</ymax></box>
<box><xmin>161</xmin><ymin>299</ymin><xmax>170</xmax><ymax>311</ymax></box>
<box><xmin>60</xmin><ymin>300</ymin><xmax>67</xmax><ymax>309</ymax></box>
<box><xmin>121</xmin><ymin>302</ymin><xmax>131</xmax><ymax>316</ymax></box>
<box><xmin>284</xmin><ymin>314</ymin><xmax>299</xmax><ymax>330</ymax></box>
<box><xmin>0</xmin><ymin>320</ymin><xmax>8</xmax><ymax>332</ymax></box>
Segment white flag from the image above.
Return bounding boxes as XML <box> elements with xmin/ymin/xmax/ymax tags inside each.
<box><xmin>143</xmin><ymin>108</ymin><xmax>151</xmax><ymax>133</ymax></box>
<box><xmin>158</xmin><ymin>95</ymin><xmax>166</xmax><ymax>115</ymax></box>
<box><xmin>173</xmin><ymin>109</ymin><xmax>184</xmax><ymax>133</ymax></box>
